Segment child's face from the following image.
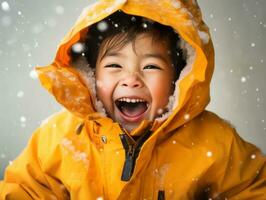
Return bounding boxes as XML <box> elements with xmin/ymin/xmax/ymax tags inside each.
<box><xmin>95</xmin><ymin>33</ymin><xmax>175</xmax><ymax>132</ymax></box>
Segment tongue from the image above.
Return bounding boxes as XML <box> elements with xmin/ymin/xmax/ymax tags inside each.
<box><xmin>120</xmin><ymin>102</ymin><xmax>147</xmax><ymax>117</ymax></box>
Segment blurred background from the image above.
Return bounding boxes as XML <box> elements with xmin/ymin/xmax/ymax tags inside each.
<box><xmin>0</xmin><ymin>0</ymin><xmax>265</xmax><ymax>178</ymax></box>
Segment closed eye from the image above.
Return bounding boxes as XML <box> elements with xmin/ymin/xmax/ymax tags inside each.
<box><xmin>143</xmin><ymin>65</ymin><xmax>162</xmax><ymax>70</ymax></box>
<box><xmin>104</xmin><ymin>64</ymin><xmax>122</xmax><ymax>68</ymax></box>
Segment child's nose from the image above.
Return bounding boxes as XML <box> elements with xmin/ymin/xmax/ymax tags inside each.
<box><xmin>120</xmin><ymin>73</ymin><xmax>143</xmax><ymax>88</ymax></box>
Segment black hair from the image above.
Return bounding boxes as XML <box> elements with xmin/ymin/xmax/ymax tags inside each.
<box><xmin>70</xmin><ymin>10</ymin><xmax>186</xmax><ymax>81</ymax></box>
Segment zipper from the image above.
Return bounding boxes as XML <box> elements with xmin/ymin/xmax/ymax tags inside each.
<box><xmin>157</xmin><ymin>190</ymin><xmax>165</xmax><ymax>200</ymax></box>
<box><xmin>119</xmin><ymin>125</ymin><xmax>152</xmax><ymax>181</ymax></box>
<box><xmin>120</xmin><ymin>134</ymin><xmax>135</xmax><ymax>181</ymax></box>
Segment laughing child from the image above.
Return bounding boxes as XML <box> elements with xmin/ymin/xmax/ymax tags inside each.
<box><xmin>1</xmin><ymin>1</ymin><xmax>266</xmax><ymax>199</ymax></box>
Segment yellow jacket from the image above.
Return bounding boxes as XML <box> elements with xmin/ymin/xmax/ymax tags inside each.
<box><xmin>1</xmin><ymin>0</ymin><xmax>266</xmax><ymax>199</ymax></box>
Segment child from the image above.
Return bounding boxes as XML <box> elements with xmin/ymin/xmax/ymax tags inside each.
<box><xmin>1</xmin><ymin>1</ymin><xmax>266</xmax><ymax>199</ymax></box>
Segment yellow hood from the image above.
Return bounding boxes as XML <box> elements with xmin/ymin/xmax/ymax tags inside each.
<box><xmin>36</xmin><ymin>0</ymin><xmax>214</xmax><ymax>133</ymax></box>
<box><xmin>2</xmin><ymin>2</ymin><xmax>266</xmax><ymax>199</ymax></box>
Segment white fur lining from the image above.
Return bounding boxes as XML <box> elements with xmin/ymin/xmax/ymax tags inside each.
<box><xmin>73</xmin><ymin>57</ymin><xmax>107</xmax><ymax>116</ymax></box>
<box><xmin>155</xmin><ymin>37</ymin><xmax>196</xmax><ymax>122</ymax></box>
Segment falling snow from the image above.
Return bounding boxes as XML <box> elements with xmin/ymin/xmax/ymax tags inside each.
<box><xmin>72</xmin><ymin>42</ymin><xmax>85</xmax><ymax>53</ymax></box>
<box><xmin>29</xmin><ymin>70</ymin><xmax>38</xmax><ymax>79</ymax></box>
<box><xmin>184</xmin><ymin>114</ymin><xmax>190</xmax><ymax>120</ymax></box>
<box><xmin>171</xmin><ymin>0</ymin><xmax>181</xmax><ymax>9</ymax></box>
<box><xmin>17</xmin><ymin>90</ymin><xmax>24</xmax><ymax>98</ymax></box>
<box><xmin>1</xmin><ymin>1</ymin><xmax>10</xmax><ymax>11</ymax></box>
<box><xmin>97</xmin><ymin>21</ymin><xmax>109</xmax><ymax>32</ymax></box>
<box><xmin>241</xmin><ymin>76</ymin><xmax>247</xmax><ymax>83</ymax></box>
<box><xmin>61</xmin><ymin>138</ymin><xmax>89</xmax><ymax>167</ymax></box>
<box><xmin>20</xmin><ymin>116</ymin><xmax>26</xmax><ymax>123</ymax></box>
<box><xmin>198</xmin><ymin>30</ymin><xmax>210</xmax><ymax>44</ymax></box>
<box><xmin>0</xmin><ymin>0</ymin><xmax>266</xmax><ymax>181</ymax></box>
<box><xmin>206</xmin><ymin>151</ymin><xmax>213</xmax><ymax>157</ymax></box>
<box><xmin>142</xmin><ymin>22</ymin><xmax>148</xmax><ymax>28</ymax></box>
<box><xmin>157</xmin><ymin>108</ymin><xmax>164</xmax><ymax>115</ymax></box>
<box><xmin>55</xmin><ymin>5</ymin><xmax>64</xmax><ymax>15</ymax></box>
<box><xmin>0</xmin><ymin>153</ymin><xmax>6</xmax><ymax>159</ymax></box>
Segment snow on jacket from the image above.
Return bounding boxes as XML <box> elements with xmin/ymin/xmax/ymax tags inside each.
<box><xmin>1</xmin><ymin>0</ymin><xmax>266</xmax><ymax>199</ymax></box>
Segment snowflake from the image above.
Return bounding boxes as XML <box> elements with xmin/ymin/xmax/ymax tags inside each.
<box><xmin>198</xmin><ymin>30</ymin><xmax>210</xmax><ymax>44</ymax></box>
<box><xmin>20</xmin><ymin>116</ymin><xmax>26</xmax><ymax>123</ymax></box>
<box><xmin>29</xmin><ymin>70</ymin><xmax>38</xmax><ymax>79</ymax></box>
<box><xmin>184</xmin><ymin>114</ymin><xmax>190</xmax><ymax>120</ymax></box>
<box><xmin>55</xmin><ymin>5</ymin><xmax>64</xmax><ymax>15</ymax></box>
<box><xmin>72</xmin><ymin>42</ymin><xmax>85</xmax><ymax>53</ymax></box>
<box><xmin>1</xmin><ymin>1</ymin><xmax>10</xmax><ymax>12</ymax></box>
<box><xmin>0</xmin><ymin>153</ymin><xmax>6</xmax><ymax>159</ymax></box>
<box><xmin>17</xmin><ymin>90</ymin><xmax>24</xmax><ymax>98</ymax></box>
<box><xmin>131</xmin><ymin>16</ymin><xmax>136</xmax><ymax>22</ymax></box>
<box><xmin>97</xmin><ymin>21</ymin><xmax>108</xmax><ymax>32</ymax></box>
<box><xmin>171</xmin><ymin>0</ymin><xmax>181</xmax><ymax>9</ymax></box>
<box><xmin>206</xmin><ymin>151</ymin><xmax>212</xmax><ymax>157</ymax></box>
<box><xmin>157</xmin><ymin>108</ymin><xmax>164</xmax><ymax>115</ymax></box>
<box><xmin>142</xmin><ymin>23</ymin><xmax>148</xmax><ymax>28</ymax></box>
<box><xmin>241</xmin><ymin>76</ymin><xmax>247</xmax><ymax>83</ymax></box>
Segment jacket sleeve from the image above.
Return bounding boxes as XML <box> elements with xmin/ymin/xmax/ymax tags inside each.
<box><xmin>0</xmin><ymin>128</ymin><xmax>69</xmax><ymax>200</ymax></box>
<box><xmin>217</xmin><ymin>128</ymin><xmax>266</xmax><ymax>199</ymax></box>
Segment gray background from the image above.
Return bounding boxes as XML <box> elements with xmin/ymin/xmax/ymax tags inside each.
<box><xmin>0</xmin><ymin>0</ymin><xmax>265</xmax><ymax>178</ymax></box>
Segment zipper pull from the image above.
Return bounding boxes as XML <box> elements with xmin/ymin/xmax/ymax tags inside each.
<box><xmin>157</xmin><ymin>190</ymin><xmax>165</xmax><ymax>200</ymax></box>
<box><xmin>120</xmin><ymin>134</ymin><xmax>135</xmax><ymax>181</ymax></box>
<box><xmin>121</xmin><ymin>146</ymin><xmax>134</xmax><ymax>181</ymax></box>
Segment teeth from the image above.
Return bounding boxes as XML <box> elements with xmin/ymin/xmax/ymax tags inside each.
<box><xmin>118</xmin><ymin>98</ymin><xmax>146</xmax><ymax>103</ymax></box>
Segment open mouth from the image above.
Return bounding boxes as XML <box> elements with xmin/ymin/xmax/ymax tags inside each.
<box><xmin>115</xmin><ymin>97</ymin><xmax>149</xmax><ymax>122</ymax></box>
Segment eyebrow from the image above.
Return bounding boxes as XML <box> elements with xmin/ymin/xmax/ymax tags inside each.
<box><xmin>99</xmin><ymin>51</ymin><xmax>124</xmax><ymax>62</ymax></box>
<box><xmin>100</xmin><ymin>51</ymin><xmax>170</xmax><ymax>64</ymax></box>
<box><xmin>142</xmin><ymin>53</ymin><xmax>170</xmax><ymax>64</ymax></box>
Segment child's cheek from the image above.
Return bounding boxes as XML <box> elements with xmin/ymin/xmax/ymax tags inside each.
<box><xmin>147</xmin><ymin>76</ymin><xmax>172</xmax><ymax>107</ymax></box>
<box><xmin>96</xmin><ymin>79</ymin><xmax>113</xmax><ymax>97</ymax></box>
<box><xmin>95</xmin><ymin>78</ymin><xmax>115</xmax><ymax>114</ymax></box>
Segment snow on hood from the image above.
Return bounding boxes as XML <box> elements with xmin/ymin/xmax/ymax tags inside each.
<box><xmin>36</xmin><ymin>0</ymin><xmax>214</xmax><ymax>133</ymax></box>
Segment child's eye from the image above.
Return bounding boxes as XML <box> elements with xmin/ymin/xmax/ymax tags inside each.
<box><xmin>104</xmin><ymin>64</ymin><xmax>122</xmax><ymax>68</ymax></box>
<box><xmin>143</xmin><ymin>65</ymin><xmax>162</xmax><ymax>70</ymax></box>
